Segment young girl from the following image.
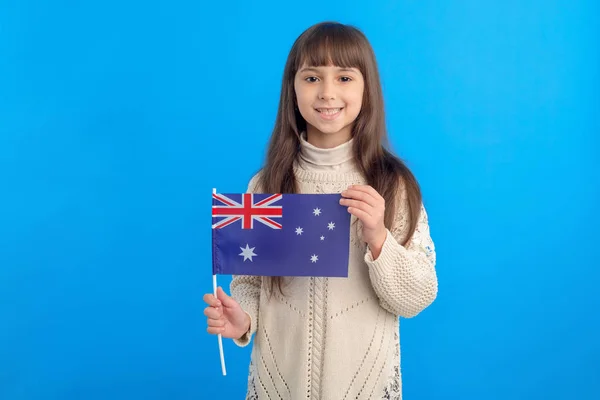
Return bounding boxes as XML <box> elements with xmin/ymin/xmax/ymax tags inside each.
<box><xmin>203</xmin><ymin>21</ymin><xmax>438</xmax><ymax>400</ymax></box>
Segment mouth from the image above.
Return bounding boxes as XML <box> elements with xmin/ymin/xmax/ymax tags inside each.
<box><xmin>315</xmin><ymin>107</ymin><xmax>343</xmax><ymax>120</ymax></box>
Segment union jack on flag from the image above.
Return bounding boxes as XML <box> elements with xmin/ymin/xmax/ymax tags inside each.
<box><xmin>211</xmin><ymin>193</ymin><xmax>283</xmax><ymax>230</ymax></box>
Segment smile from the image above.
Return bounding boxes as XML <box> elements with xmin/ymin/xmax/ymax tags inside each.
<box><xmin>315</xmin><ymin>108</ymin><xmax>343</xmax><ymax>120</ymax></box>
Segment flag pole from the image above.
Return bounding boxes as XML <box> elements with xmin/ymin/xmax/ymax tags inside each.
<box><xmin>213</xmin><ymin>187</ymin><xmax>227</xmax><ymax>376</ymax></box>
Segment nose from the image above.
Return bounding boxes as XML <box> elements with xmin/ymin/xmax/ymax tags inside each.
<box><xmin>318</xmin><ymin>80</ymin><xmax>336</xmax><ymax>100</ymax></box>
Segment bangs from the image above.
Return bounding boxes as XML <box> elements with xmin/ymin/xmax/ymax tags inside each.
<box><xmin>295</xmin><ymin>24</ymin><xmax>366</xmax><ymax>72</ymax></box>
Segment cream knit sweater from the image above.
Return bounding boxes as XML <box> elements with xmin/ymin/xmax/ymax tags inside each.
<box><xmin>230</xmin><ymin>135</ymin><xmax>438</xmax><ymax>400</ymax></box>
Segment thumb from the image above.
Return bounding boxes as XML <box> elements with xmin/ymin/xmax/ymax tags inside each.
<box><xmin>216</xmin><ymin>286</ymin><xmax>237</xmax><ymax>308</ymax></box>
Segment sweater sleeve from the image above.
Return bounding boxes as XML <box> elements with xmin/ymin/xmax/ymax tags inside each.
<box><xmin>364</xmin><ymin>189</ymin><xmax>438</xmax><ymax>318</ymax></box>
<box><xmin>229</xmin><ymin>173</ymin><xmax>263</xmax><ymax>347</ymax></box>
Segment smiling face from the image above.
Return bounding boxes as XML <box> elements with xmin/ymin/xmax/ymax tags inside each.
<box><xmin>294</xmin><ymin>65</ymin><xmax>365</xmax><ymax>148</ymax></box>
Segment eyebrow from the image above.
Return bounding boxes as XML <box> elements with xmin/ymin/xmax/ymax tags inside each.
<box><xmin>299</xmin><ymin>66</ymin><xmax>358</xmax><ymax>74</ymax></box>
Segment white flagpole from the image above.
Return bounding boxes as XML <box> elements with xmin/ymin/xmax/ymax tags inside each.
<box><xmin>212</xmin><ymin>187</ymin><xmax>227</xmax><ymax>376</ymax></box>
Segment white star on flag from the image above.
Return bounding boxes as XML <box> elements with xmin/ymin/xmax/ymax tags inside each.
<box><xmin>311</xmin><ymin>254</ymin><xmax>319</xmax><ymax>263</ymax></box>
<box><xmin>239</xmin><ymin>244</ymin><xmax>257</xmax><ymax>262</ymax></box>
<box><xmin>320</xmin><ymin>236</ymin><xmax>325</xmax><ymax>241</ymax></box>
<box><xmin>295</xmin><ymin>227</ymin><xmax>303</xmax><ymax>235</ymax></box>
<box><xmin>328</xmin><ymin>222</ymin><xmax>335</xmax><ymax>230</ymax></box>
<box><xmin>313</xmin><ymin>208</ymin><xmax>321</xmax><ymax>216</ymax></box>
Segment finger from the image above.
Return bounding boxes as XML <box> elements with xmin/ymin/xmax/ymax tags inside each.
<box><xmin>203</xmin><ymin>306</ymin><xmax>222</xmax><ymax>319</ymax></box>
<box><xmin>350</xmin><ymin>185</ymin><xmax>384</xmax><ymax>201</ymax></box>
<box><xmin>347</xmin><ymin>206</ymin><xmax>372</xmax><ymax>224</ymax></box>
<box><xmin>339</xmin><ymin>198</ymin><xmax>373</xmax><ymax>216</ymax></box>
<box><xmin>203</xmin><ymin>293</ymin><xmax>221</xmax><ymax>307</ymax></box>
<box><xmin>341</xmin><ymin>188</ymin><xmax>379</xmax><ymax>208</ymax></box>
<box><xmin>217</xmin><ymin>287</ymin><xmax>237</xmax><ymax>308</ymax></box>
<box><xmin>207</xmin><ymin>326</ymin><xmax>226</xmax><ymax>335</ymax></box>
<box><xmin>207</xmin><ymin>318</ymin><xmax>225</xmax><ymax>327</ymax></box>
<box><xmin>353</xmin><ymin>185</ymin><xmax>384</xmax><ymax>203</ymax></box>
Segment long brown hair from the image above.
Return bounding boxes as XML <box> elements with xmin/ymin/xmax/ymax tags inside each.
<box><xmin>258</xmin><ymin>22</ymin><xmax>422</xmax><ymax>294</ymax></box>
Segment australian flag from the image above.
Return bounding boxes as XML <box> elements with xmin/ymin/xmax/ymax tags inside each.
<box><xmin>212</xmin><ymin>192</ymin><xmax>351</xmax><ymax>277</ymax></box>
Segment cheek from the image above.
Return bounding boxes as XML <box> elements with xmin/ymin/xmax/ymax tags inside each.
<box><xmin>356</xmin><ymin>87</ymin><xmax>365</xmax><ymax>105</ymax></box>
<box><xmin>294</xmin><ymin>89</ymin><xmax>310</xmax><ymax>108</ymax></box>
<box><xmin>296</xmin><ymin>99</ymin><xmax>313</xmax><ymax>117</ymax></box>
<box><xmin>294</xmin><ymin>93</ymin><xmax>314</xmax><ymax>120</ymax></box>
<box><xmin>298</xmin><ymin>97</ymin><xmax>317</xmax><ymax>118</ymax></box>
<box><xmin>348</xmin><ymin>91</ymin><xmax>364</xmax><ymax>114</ymax></box>
<box><xmin>297</xmin><ymin>93</ymin><xmax>310</xmax><ymax>107</ymax></box>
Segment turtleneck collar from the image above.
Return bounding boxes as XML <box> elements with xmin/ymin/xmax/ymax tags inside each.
<box><xmin>298</xmin><ymin>132</ymin><xmax>355</xmax><ymax>170</ymax></box>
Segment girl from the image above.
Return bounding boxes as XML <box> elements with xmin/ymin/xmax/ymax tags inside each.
<box><xmin>203</xmin><ymin>21</ymin><xmax>438</xmax><ymax>400</ymax></box>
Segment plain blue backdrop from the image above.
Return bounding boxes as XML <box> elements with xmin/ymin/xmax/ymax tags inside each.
<box><xmin>1</xmin><ymin>1</ymin><xmax>599</xmax><ymax>399</ymax></box>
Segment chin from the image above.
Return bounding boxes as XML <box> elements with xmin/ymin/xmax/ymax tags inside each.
<box><xmin>310</xmin><ymin>123</ymin><xmax>346</xmax><ymax>135</ymax></box>
<box><xmin>317</xmin><ymin>128</ymin><xmax>342</xmax><ymax>135</ymax></box>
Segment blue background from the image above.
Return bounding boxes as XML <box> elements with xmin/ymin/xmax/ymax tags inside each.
<box><xmin>1</xmin><ymin>1</ymin><xmax>598</xmax><ymax>399</ymax></box>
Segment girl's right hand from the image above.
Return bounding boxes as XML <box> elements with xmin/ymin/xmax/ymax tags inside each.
<box><xmin>203</xmin><ymin>286</ymin><xmax>251</xmax><ymax>340</ymax></box>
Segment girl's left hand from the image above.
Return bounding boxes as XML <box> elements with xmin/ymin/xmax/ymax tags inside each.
<box><xmin>340</xmin><ymin>185</ymin><xmax>387</xmax><ymax>255</ymax></box>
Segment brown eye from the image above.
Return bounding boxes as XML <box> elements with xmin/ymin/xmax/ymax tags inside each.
<box><xmin>305</xmin><ymin>77</ymin><xmax>319</xmax><ymax>82</ymax></box>
<box><xmin>340</xmin><ymin>76</ymin><xmax>352</xmax><ymax>82</ymax></box>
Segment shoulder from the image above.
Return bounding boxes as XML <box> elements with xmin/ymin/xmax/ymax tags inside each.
<box><xmin>388</xmin><ymin>176</ymin><xmax>410</xmax><ymax>223</ymax></box>
<box><xmin>246</xmin><ymin>170</ymin><xmax>264</xmax><ymax>193</ymax></box>
<box><xmin>387</xmin><ymin>174</ymin><xmax>429</xmax><ymax>242</ymax></box>
<box><xmin>389</xmin><ymin>175</ymin><xmax>410</xmax><ymax>213</ymax></box>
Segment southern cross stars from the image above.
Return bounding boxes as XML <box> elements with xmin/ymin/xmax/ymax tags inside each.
<box><xmin>280</xmin><ymin>206</ymin><xmax>335</xmax><ymax>267</ymax></box>
<box><xmin>239</xmin><ymin>244</ymin><xmax>257</xmax><ymax>262</ymax></box>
